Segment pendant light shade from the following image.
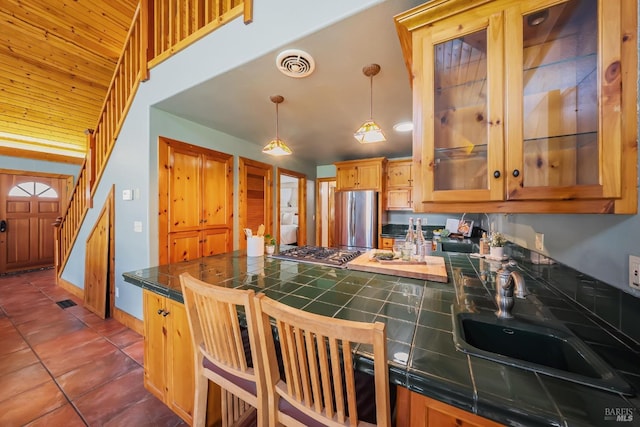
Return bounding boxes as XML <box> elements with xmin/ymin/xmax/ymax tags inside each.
<box><xmin>354</xmin><ymin>64</ymin><xmax>386</xmax><ymax>144</ymax></box>
<box><xmin>263</xmin><ymin>95</ymin><xmax>292</xmax><ymax>156</ymax></box>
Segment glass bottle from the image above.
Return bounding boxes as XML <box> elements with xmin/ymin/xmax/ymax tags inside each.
<box><xmin>404</xmin><ymin>217</ymin><xmax>415</xmax><ymax>259</ymax></box>
<box><xmin>415</xmin><ymin>218</ymin><xmax>426</xmax><ymax>257</ymax></box>
<box><xmin>479</xmin><ymin>232</ymin><xmax>490</xmax><ymax>255</ymax></box>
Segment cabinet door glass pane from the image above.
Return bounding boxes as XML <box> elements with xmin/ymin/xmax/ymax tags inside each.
<box><xmin>434</xmin><ymin>30</ymin><xmax>488</xmax><ymax>191</ymax></box>
<box><xmin>522</xmin><ymin>0</ymin><xmax>597</xmax><ymax>188</ymax></box>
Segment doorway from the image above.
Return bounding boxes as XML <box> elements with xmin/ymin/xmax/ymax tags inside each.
<box><xmin>239</xmin><ymin>157</ymin><xmax>273</xmax><ymax>250</ymax></box>
<box><xmin>315</xmin><ymin>178</ymin><xmax>336</xmax><ymax>248</ymax></box>
<box><xmin>276</xmin><ymin>168</ymin><xmax>307</xmax><ymax>247</ymax></box>
<box><xmin>0</xmin><ymin>172</ymin><xmax>70</xmax><ymax>274</ymax></box>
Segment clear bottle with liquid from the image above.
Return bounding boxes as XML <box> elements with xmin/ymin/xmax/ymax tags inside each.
<box><xmin>403</xmin><ymin>217</ymin><xmax>415</xmax><ymax>260</ymax></box>
<box><xmin>415</xmin><ymin>218</ymin><xmax>426</xmax><ymax>258</ymax></box>
<box><xmin>479</xmin><ymin>232</ymin><xmax>490</xmax><ymax>255</ymax></box>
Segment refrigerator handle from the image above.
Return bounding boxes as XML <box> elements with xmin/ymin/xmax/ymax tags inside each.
<box><xmin>350</xmin><ymin>193</ymin><xmax>356</xmax><ymax>245</ymax></box>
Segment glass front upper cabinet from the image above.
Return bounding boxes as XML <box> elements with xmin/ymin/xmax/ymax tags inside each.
<box><xmin>421</xmin><ymin>13</ymin><xmax>505</xmax><ymax>202</ymax></box>
<box><xmin>399</xmin><ymin>0</ymin><xmax>635</xmax><ymax>213</ymax></box>
<box><xmin>505</xmin><ymin>0</ymin><xmax>615</xmax><ymax>201</ymax></box>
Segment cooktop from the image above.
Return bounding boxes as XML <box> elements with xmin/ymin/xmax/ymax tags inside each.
<box><xmin>270</xmin><ymin>245</ymin><xmax>362</xmax><ymax>268</ymax></box>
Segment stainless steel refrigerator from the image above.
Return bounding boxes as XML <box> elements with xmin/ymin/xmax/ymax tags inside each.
<box><xmin>335</xmin><ymin>190</ymin><xmax>378</xmax><ymax>249</ymax></box>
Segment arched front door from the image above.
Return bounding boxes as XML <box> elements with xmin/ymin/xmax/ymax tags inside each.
<box><xmin>0</xmin><ymin>174</ymin><xmax>68</xmax><ymax>274</ymax></box>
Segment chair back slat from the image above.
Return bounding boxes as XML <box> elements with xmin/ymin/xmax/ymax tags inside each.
<box><xmin>180</xmin><ymin>272</ymin><xmax>269</xmax><ymax>427</ymax></box>
<box><xmin>255</xmin><ymin>293</ymin><xmax>391</xmax><ymax>427</ymax></box>
<box><xmin>304</xmin><ymin>330</ymin><xmax>324</xmax><ymax>414</ymax></box>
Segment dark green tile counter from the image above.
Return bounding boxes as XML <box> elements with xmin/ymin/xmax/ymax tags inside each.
<box><xmin>124</xmin><ymin>249</ymin><xmax>640</xmax><ymax>426</ymax></box>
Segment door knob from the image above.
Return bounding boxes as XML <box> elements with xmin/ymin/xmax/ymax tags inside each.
<box><xmin>0</xmin><ymin>220</ymin><xmax>6</xmax><ymax>232</ymax></box>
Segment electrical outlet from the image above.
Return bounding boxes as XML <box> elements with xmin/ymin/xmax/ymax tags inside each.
<box><xmin>630</xmin><ymin>255</ymin><xmax>640</xmax><ymax>290</ymax></box>
<box><xmin>535</xmin><ymin>232</ymin><xmax>544</xmax><ymax>251</ymax></box>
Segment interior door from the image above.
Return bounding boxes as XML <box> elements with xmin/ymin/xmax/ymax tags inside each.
<box><xmin>0</xmin><ymin>173</ymin><xmax>67</xmax><ymax>274</ymax></box>
<box><xmin>84</xmin><ymin>195</ymin><xmax>111</xmax><ymax>318</ymax></box>
<box><xmin>316</xmin><ymin>178</ymin><xmax>336</xmax><ymax>247</ymax></box>
<box><xmin>239</xmin><ymin>157</ymin><xmax>272</xmax><ymax>250</ymax></box>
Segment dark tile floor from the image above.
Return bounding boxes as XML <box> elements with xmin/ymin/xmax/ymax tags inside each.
<box><xmin>0</xmin><ymin>268</ymin><xmax>188</xmax><ymax>426</ymax></box>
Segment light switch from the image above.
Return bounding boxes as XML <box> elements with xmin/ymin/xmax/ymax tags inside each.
<box><xmin>122</xmin><ymin>189</ymin><xmax>133</xmax><ymax>200</ymax></box>
<box><xmin>134</xmin><ymin>221</ymin><xmax>142</xmax><ymax>232</ymax></box>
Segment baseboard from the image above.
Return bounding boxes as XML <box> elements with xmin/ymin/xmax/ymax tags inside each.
<box><xmin>114</xmin><ymin>307</ymin><xmax>143</xmax><ymax>335</ymax></box>
<box><xmin>56</xmin><ymin>275</ymin><xmax>143</xmax><ymax>335</ymax></box>
<box><xmin>56</xmin><ymin>276</ymin><xmax>84</xmax><ymax>299</ymax></box>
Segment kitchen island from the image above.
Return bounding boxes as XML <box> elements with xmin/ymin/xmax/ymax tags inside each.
<box><xmin>124</xmin><ymin>248</ymin><xmax>639</xmax><ymax>426</ymax></box>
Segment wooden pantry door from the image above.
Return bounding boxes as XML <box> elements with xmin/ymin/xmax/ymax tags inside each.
<box><xmin>239</xmin><ymin>157</ymin><xmax>272</xmax><ymax>250</ymax></box>
<box><xmin>0</xmin><ymin>173</ymin><xmax>68</xmax><ymax>274</ymax></box>
<box><xmin>158</xmin><ymin>137</ymin><xmax>233</xmax><ymax>264</ymax></box>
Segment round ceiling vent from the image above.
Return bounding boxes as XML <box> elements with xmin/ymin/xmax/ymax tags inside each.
<box><xmin>276</xmin><ymin>49</ymin><xmax>315</xmax><ymax>78</ymax></box>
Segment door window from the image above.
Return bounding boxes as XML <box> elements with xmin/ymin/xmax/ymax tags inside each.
<box><xmin>8</xmin><ymin>181</ymin><xmax>58</xmax><ymax>198</ymax></box>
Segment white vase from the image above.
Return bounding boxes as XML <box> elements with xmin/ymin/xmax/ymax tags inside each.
<box><xmin>266</xmin><ymin>245</ymin><xmax>275</xmax><ymax>255</ymax></box>
<box><xmin>490</xmin><ymin>246</ymin><xmax>504</xmax><ymax>259</ymax></box>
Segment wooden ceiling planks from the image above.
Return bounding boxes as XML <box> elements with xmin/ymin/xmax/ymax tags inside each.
<box><xmin>0</xmin><ymin>0</ymin><xmax>138</xmax><ymax>161</ymax></box>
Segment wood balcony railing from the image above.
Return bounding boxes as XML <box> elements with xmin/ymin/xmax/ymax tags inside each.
<box><xmin>55</xmin><ymin>0</ymin><xmax>253</xmax><ymax>273</ymax></box>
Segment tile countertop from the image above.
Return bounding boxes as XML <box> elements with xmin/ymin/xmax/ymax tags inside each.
<box><xmin>123</xmin><ymin>249</ymin><xmax>640</xmax><ymax>427</ymax></box>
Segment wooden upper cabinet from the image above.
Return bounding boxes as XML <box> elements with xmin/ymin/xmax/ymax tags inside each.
<box><xmin>386</xmin><ymin>159</ymin><xmax>413</xmax><ymax>210</ymax></box>
<box><xmin>159</xmin><ymin>137</ymin><xmax>233</xmax><ymax>264</ymax></box>
<box><xmin>335</xmin><ymin>158</ymin><xmax>386</xmax><ymax>191</ymax></box>
<box><xmin>395</xmin><ymin>0</ymin><xmax>637</xmax><ymax>214</ymax></box>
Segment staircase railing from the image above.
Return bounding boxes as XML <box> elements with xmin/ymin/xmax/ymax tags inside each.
<box><xmin>55</xmin><ymin>0</ymin><xmax>253</xmax><ymax>273</ymax></box>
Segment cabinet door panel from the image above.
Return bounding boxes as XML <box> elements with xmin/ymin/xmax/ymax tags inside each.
<box><xmin>387</xmin><ymin>189</ymin><xmax>412</xmax><ymax>210</ymax></box>
<box><xmin>168</xmin><ymin>148</ymin><xmax>201</xmax><ymax>232</ymax></box>
<box><xmin>505</xmin><ymin>0</ymin><xmax>608</xmax><ymax>200</ymax></box>
<box><xmin>202</xmin><ymin>228</ymin><xmax>230</xmax><ymax>257</ymax></box>
<box><xmin>357</xmin><ymin>164</ymin><xmax>381</xmax><ymax>190</ymax></box>
<box><xmin>336</xmin><ymin>166</ymin><xmax>358</xmax><ymax>190</ymax></box>
<box><xmin>387</xmin><ymin>161</ymin><xmax>412</xmax><ymax>187</ymax></box>
<box><xmin>169</xmin><ymin>231</ymin><xmax>201</xmax><ymax>263</ymax></box>
<box><xmin>143</xmin><ymin>291</ymin><xmax>167</xmax><ymax>401</ymax></box>
<box><xmin>202</xmin><ymin>153</ymin><xmax>232</xmax><ymax>227</ymax></box>
<box><xmin>419</xmin><ymin>13</ymin><xmax>504</xmax><ymax>202</ymax></box>
<box><xmin>166</xmin><ymin>299</ymin><xmax>195</xmax><ymax>422</ymax></box>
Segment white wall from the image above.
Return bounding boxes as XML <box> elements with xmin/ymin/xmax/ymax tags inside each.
<box><xmin>0</xmin><ymin>156</ymin><xmax>80</xmax><ymax>180</ymax></box>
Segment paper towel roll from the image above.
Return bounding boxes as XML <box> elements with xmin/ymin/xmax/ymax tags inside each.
<box><xmin>247</xmin><ymin>236</ymin><xmax>264</xmax><ymax>257</ymax></box>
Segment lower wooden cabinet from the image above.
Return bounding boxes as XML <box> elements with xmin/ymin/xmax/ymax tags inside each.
<box><xmin>143</xmin><ymin>290</ymin><xmax>222</xmax><ymax>426</ymax></box>
<box><xmin>380</xmin><ymin>237</ymin><xmax>394</xmax><ymax>250</ymax></box>
<box><xmin>143</xmin><ymin>290</ymin><xmax>195</xmax><ymax>423</ymax></box>
<box><xmin>396</xmin><ymin>387</ymin><xmax>504</xmax><ymax>427</ymax></box>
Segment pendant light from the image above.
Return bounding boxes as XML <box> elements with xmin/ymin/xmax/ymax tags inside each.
<box><xmin>263</xmin><ymin>95</ymin><xmax>292</xmax><ymax>156</ymax></box>
<box><xmin>354</xmin><ymin>63</ymin><xmax>386</xmax><ymax>144</ymax></box>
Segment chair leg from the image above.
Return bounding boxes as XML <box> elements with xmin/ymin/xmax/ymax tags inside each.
<box><xmin>192</xmin><ymin>367</ymin><xmax>209</xmax><ymax>427</ymax></box>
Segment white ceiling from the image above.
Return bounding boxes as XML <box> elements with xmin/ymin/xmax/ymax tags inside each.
<box><xmin>153</xmin><ymin>0</ymin><xmax>423</xmax><ymax>165</ymax></box>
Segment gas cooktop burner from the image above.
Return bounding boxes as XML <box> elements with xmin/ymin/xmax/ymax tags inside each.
<box><xmin>271</xmin><ymin>246</ymin><xmax>362</xmax><ymax>268</ymax></box>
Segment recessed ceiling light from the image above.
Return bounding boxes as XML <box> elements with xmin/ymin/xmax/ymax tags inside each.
<box><xmin>393</xmin><ymin>121</ymin><xmax>413</xmax><ymax>132</ymax></box>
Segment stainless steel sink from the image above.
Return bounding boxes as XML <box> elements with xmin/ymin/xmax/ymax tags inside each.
<box><xmin>451</xmin><ymin>309</ymin><xmax>634</xmax><ymax>395</ymax></box>
<box><xmin>439</xmin><ymin>241</ymin><xmax>475</xmax><ymax>253</ymax></box>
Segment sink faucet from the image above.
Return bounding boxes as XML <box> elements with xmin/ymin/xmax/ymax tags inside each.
<box><xmin>495</xmin><ymin>260</ymin><xmax>527</xmax><ymax>319</ymax></box>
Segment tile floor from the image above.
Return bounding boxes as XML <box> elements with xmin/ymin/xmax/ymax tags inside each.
<box><xmin>0</xmin><ymin>268</ymin><xmax>188</xmax><ymax>426</ymax></box>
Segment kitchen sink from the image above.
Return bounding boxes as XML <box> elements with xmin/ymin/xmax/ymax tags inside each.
<box><xmin>451</xmin><ymin>310</ymin><xmax>634</xmax><ymax>395</ymax></box>
<box><xmin>440</xmin><ymin>241</ymin><xmax>475</xmax><ymax>253</ymax></box>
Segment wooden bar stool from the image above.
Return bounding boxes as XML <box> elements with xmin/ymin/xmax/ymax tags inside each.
<box><xmin>180</xmin><ymin>272</ymin><xmax>268</xmax><ymax>427</ymax></box>
<box><xmin>254</xmin><ymin>293</ymin><xmax>392</xmax><ymax>427</ymax></box>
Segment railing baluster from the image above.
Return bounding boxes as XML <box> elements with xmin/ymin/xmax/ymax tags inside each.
<box><xmin>56</xmin><ymin>0</ymin><xmax>253</xmax><ymax>274</ymax></box>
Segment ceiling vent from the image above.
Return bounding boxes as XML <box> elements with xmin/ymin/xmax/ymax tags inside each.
<box><xmin>276</xmin><ymin>49</ymin><xmax>315</xmax><ymax>78</ymax></box>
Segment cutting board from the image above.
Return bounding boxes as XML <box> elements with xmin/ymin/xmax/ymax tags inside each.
<box><xmin>346</xmin><ymin>252</ymin><xmax>448</xmax><ymax>283</ymax></box>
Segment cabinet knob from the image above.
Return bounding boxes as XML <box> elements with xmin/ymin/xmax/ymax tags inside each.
<box><xmin>162</xmin><ymin>310</ymin><xmax>170</xmax><ymax>317</ymax></box>
<box><xmin>493</xmin><ymin>170</ymin><xmax>501</xmax><ymax>178</ymax></box>
<box><xmin>512</xmin><ymin>169</ymin><xmax>520</xmax><ymax>177</ymax></box>
<box><xmin>157</xmin><ymin>309</ymin><xmax>165</xmax><ymax>316</ymax></box>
